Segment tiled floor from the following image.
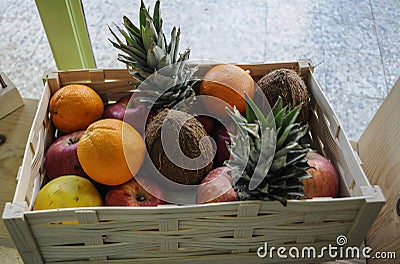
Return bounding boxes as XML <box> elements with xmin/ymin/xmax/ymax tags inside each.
<box><xmin>0</xmin><ymin>0</ymin><xmax>399</xmax><ymax>261</ymax></box>
<box><xmin>1</xmin><ymin>0</ymin><xmax>399</xmax><ymax>142</ymax></box>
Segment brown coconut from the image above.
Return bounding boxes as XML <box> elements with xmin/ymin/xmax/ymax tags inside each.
<box><xmin>257</xmin><ymin>69</ymin><xmax>311</xmax><ymax>123</ymax></box>
<box><xmin>145</xmin><ymin>109</ymin><xmax>214</xmax><ymax>185</ymax></box>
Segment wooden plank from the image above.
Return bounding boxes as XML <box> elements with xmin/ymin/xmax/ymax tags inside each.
<box><xmin>307</xmin><ymin>69</ymin><xmax>372</xmax><ymax>195</ymax></box>
<box><xmin>55</xmin><ymin>69</ymin><xmax>135</xmax><ymax>86</ymax></box>
<box><xmin>0</xmin><ymin>99</ymin><xmax>38</xmax><ymax>247</ymax></box>
<box><xmin>358</xmin><ymin>76</ymin><xmax>400</xmax><ymax>259</ymax></box>
<box><xmin>159</xmin><ymin>219</ymin><xmax>179</xmax><ymax>251</ymax></box>
<box><xmin>346</xmin><ymin>186</ymin><xmax>385</xmax><ymax>247</ymax></box>
<box><xmin>43</xmin><ymin>251</ymin><xmax>352</xmax><ymax>264</ymax></box>
<box><xmin>23</xmin><ymin>198</ymin><xmax>365</xmax><ymax>226</ymax></box>
<box><xmin>17</xmin><ymin>85</ymin><xmax>52</xmax><ymax>211</ymax></box>
<box><xmin>75</xmin><ymin>210</ymin><xmax>106</xmax><ymax>261</ymax></box>
<box><xmin>232</xmin><ymin>203</ymin><xmax>260</xmax><ymax>253</ymax></box>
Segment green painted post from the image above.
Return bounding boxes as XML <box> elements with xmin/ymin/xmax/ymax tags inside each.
<box><xmin>35</xmin><ymin>0</ymin><xmax>96</xmax><ymax>70</ymax></box>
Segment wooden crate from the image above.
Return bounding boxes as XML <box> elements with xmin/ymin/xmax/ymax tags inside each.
<box><xmin>2</xmin><ymin>61</ymin><xmax>385</xmax><ymax>263</ymax></box>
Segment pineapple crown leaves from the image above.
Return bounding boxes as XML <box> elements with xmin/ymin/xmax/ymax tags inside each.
<box><xmin>136</xmin><ymin>62</ymin><xmax>198</xmax><ymax>109</ymax></box>
<box><xmin>226</xmin><ymin>94</ymin><xmax>276</xmax><ymax>190</ymax></box>
<box><xmin>226</xmin><ymin>94</ymin><xmax>312</xmax><ymax>206</ymax></box>
<box><xmin>109</xmin><ymin>0</ymin><xmax>184</xmax><ymax>75</ymax></box>
<box><xmin>109</xmin><ymin>0</ymin><xmax>198</xmax><ymax>110</ymax></box>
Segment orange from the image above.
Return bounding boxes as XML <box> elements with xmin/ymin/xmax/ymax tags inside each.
<box><xmin>200</xmin><ymin>64</ymin><xmax>255</xmax><ymax>117</ymax></box>
<box><xmin>77</xmin><ymin>119</ymin><xmax>145</xmax><ymax>186</ymax></box>
<box><xmin>49</xmin><ymin>84</ymin><xmax>104</xmax><ymax>133</ymax></box>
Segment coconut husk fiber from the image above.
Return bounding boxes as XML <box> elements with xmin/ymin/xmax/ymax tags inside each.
<box><xmin>145</xmin><ymin>109</ymin><xmax>214</xmax><ymax>185</ymax></box>
<box><xmin>257</xmin><ymin>69</ymin><xmax>311</xmax><ymax>123</ymax></box>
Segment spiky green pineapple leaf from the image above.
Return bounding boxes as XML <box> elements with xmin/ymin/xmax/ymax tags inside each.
<box><xmin>286</xmin><ymin>151</ymin><xmax>308</xmax><ymax>166</ymax></box>
<box><xmin>168</xmin><ymin>27</ymin><xmax>177</xmax><ymax>54</ymax></box>
<box><xmin>273</xmin><ymin>106</ymin><xmax>287</xmax><ymax>129</ymax></box>
<box><xmin>123</xmin><ymin>16</ymin><xmax>141</xmax><ymax>40</ymax></box>
<box><xmin>112</xmin><ymin>24</ymin><xmax>147</xmax><ymax>59</ymax></box>
<box><xmin>110</xmin><ymin>0</ymin><xmax>190</xmax><ymax>75</ymax></box>
<box><xmin>115</xmin><ymin>24</ymin><xmax>135</xmax><ymax>46</ymax></box>
<box><xmin>110</xmin><ymin>0</ymin><xmax>198</xmax><ymax>110</ymax></box>
<box><xmin>272</xmin><ymin>97</ymin><xmax>283</xmax><ymax>116</ymax></box>
<box><xmin>156</xmin><ymin>22</ymin><xmax>166</xmax><ymax>50</ymax></box>
<box><xmin>153</xmin><ymin>0</ymin><xmax>161</xmax><ymax>33</ymax></box>
<box><xmin>250</xmin><ymin>127</ymin><xmax>276</xmax><ymax>190</ymax></box>
<box><xmin>245</xmin><ymin>96</ymin><xmax>257</xmax><ymax>124</ymax></box>
<box><xmin>287</xmin><ymin>124</ymin><xmax>309</xmax><ymax>143</ymax></box>
<box><xmin>281</xmin><ymin>104</ymin><xmax>302</xmax><ymax>129</ymax></box>
<box><xmin>139</xmin><ymin>0</ymin><xmax>147</xmax><ymax>30</ymax></box>
<box><xmin>109</xmin><ymin>33</ymin><xmax>148</xmax><ymax>66</ymax></box>
<box><xmin>245</xmin><ymin>93</ymin><xmax>268</xmax><ymax>128</ymax></box>
<box><xmin>173</xmin><ymin>28</ymin><xmax>181</xmax><ymax>63</ymax></box>
<box><xmin>142</xmin><ymin>22</ymin><xmax>155</xmax><ymax>51</ymax></box>
<box><xmin>276</xmin><ymin>124</ymin><xmax>297</xmax><ymax>149</ymax></box>
<box><xmin>147</xmin><ymin>43</ymin><xmax>166</xmax><ymax>67</ymax></box>
<box><xmin>227</xmin><ymin>94</ymin><xmax>312</xmax><ymax>206</ymax></box>
<box><xmin>157</xmin><ymin>54</ymin><xmax>172</xmax><ymax>70</ymax></box>
<box><xmin>274</xmin><ymin>142</ymin><xmax>297</xmax><ymax>159</ymax></box>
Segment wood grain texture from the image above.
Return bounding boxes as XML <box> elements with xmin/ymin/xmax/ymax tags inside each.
<box><xmin>0</xmin><ymin>99</ymin><xmax>37</xmax><ymax>247</ymax></box>
<box><xmin>359</xmin><ymin>77</ymin><xmax>400</xmax><ymax>260</ymax></box>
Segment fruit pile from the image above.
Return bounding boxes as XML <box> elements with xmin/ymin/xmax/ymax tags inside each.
<box><xmin>34</xmin><ymin>0</ymin><xmax>340</xmax><ymax>210</ymax></box>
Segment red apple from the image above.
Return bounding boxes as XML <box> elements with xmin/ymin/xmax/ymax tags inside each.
<box><xmin>45</xmin><ymin>130</ymin><xmax>86</xmax><ymax>180</ymax></box>
<box><xmin>197</xmin><ymin>166</ymin><xmax>239</xmax><ymax>204</ymax></box>
<box><xmin>103</xmin><ymin>94</ymin><xmax>149</xmax><ymax>134</ymax></box>
<box><xmin>105</xmin><ymin>177</ymin><xmax>166</xmax><ymax>206</ymax></box>
<box><xmin>302</xmin><ymin>152</ymin><xmax>340</xmax><ymax>198</ymax></box>
<box><xmin>211</xmin><ymin>122</ymin><xmax>235</xmax><ymax>167</ymax></box>
<box><xmin>196</xmin><ymin>115</ymin><xmax>216</xmax><ymax>135</ymax></box>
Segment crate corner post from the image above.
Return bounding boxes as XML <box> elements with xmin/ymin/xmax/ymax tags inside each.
<box><xmin>344</xmin><ymin>185</ymin><xmax>385</xmax><ymax>249</ymax></box>
<box><xmin>2</xmin><ymin>201</ymin><xmax>43</xmax><ymax>264</ymax></box>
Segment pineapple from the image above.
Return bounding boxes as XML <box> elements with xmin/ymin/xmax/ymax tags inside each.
<box><xmin>226</xmin><ymin>94</ymin><xmax>312</xmax><ymax>206</ymax></box>
<box><xmin>109</xmin><ymin>0</ymin><xmax>197</xmax><ymax>109</ymax></box>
